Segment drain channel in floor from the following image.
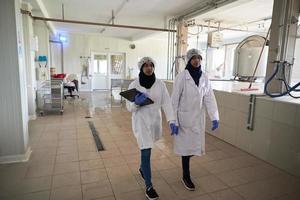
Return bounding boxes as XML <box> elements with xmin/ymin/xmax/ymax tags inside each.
<box><xmin>88</xmin><ymin>121</ymin><xmax>105</xmax><ymax>151</ymax></box>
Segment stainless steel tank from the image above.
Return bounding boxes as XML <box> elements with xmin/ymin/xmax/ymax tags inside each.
<box><xmin>233</xmin><ymin>35</ymin><xmax>268</xmax><ymax>81</ymax></box>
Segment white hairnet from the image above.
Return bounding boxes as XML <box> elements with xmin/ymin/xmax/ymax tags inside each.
<box><xmin>138</xmin><ymin>57</ymin><xmax>155</xmax><ymax>70</ymax></box>
<box><xmin>186</xmin><ymin>49</ymin><xmax>202</xmax><ymax>62</ymax></box>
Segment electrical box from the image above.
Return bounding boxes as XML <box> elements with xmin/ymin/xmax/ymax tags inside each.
<box><xmin>207</xmin><ymin>32</ymin><xmax>224</xmax><ymax>48</ymax></box>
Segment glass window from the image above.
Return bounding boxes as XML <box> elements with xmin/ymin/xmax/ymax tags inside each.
<box><xmin>111</xmin><ymin>54</ymin><xmax>124</xmax><ymax>75</ymax></box>
<box><xmin>93</xmin><ymin>54</ymin><xmax>107</xmax><ymax>75</ymax></box>
<box><xmin>99</xmin><ymin>60</ymin><xmax>107</xmax><ymax>75</ymax></box>
<box><xmin>93</xmin><ymin>60</ymin><xmax>98</xmax><ymax>73</ymax></box>
<box><xmin>224</xmin><ymin>44</ymin><xmax>238</xmax><ymax>79</ymax></box>
<box><xmin>206</xmin><ymin>47</ymin><xmax>225</xmax><ymax>79</ymax></box>
<box><xmin>291</xmin><ymin>38</ymin><xmax>300</xmax><ymax>84</ymax></box>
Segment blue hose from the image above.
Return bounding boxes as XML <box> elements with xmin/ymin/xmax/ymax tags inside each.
<box><xmin>264</xmin><ymin>62</ymin><xmax>300</xmax><ymax>98</ymax></box>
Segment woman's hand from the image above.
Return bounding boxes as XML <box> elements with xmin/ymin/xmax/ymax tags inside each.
<box><xmin>134</xmin><ymin>93</ymin><xmax>147</xmax><ymax>105</ymax></box>
<box><xmin>170</xmin><ymin>123</ymin><xmax>179</xmax><ymax>135</ymax></box>
<box><xmin>212</xmin><ymin>120</ymin><xmax>219</xmax><ymax>131</ymax></box>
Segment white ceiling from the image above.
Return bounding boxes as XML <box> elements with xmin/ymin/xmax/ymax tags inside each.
<box><xmin>193</xmin><ymin>0</ymin><xmax>273</xmax><ymax>26</ymax></box>
<box><xmin>188</xmin><ymin>0</ymin><xmax>273</xmax><ymax>43</ymax></box>
<box><xmin>25</xmin><ymin>0</ymin><xmax>202</xmax><ymax>40</ymax></box>
<box><xmin>24</xmin><ymin>0</ymin><xmax>274</xmax><ymax>41</ymax></box>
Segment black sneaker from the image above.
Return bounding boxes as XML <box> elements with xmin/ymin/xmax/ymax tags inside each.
<box><xmin>139</xmin><ymin>168</ymin><xmax>144</xmax><ymax>179</ymax></box>
<box><xmin>145</xmin><ymin>186</ymin><xmax>159</xmax><ymax>200</ymax></box>
<box><xmin>181</xmin><ymin>177</ymin><xmax>195</xmax><ymax>191</ymax></box>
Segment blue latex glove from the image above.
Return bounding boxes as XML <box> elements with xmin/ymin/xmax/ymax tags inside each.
<box><xmin>212</xmin><ymin>120</ymin><xmax>219</xmax><ymax>131</ymax></box>
<box><xmin>134</xmin><ymin>92</ymin><xmax>147</xmax><ymax>105</ymax></box>
<box><xmin>170</xmin><ymin>123</ymin><xmax>178</xmax><ymax>135</ymax></box>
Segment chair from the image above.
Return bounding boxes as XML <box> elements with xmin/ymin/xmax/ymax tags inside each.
<box><xmin>64</xmin><ymin>74</ymin><xmax>79</xmax><ymax>99</ymax></box>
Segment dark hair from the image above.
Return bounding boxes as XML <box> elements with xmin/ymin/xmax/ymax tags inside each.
<box><xmin>190</xmin><ymin>55</ymin><xmax>202</xmax><ymax>61</ymax></box>
<box><xmin>141</xmin><ymin>62</ymin><xmax>154</xmax><ymax>70</ymax></box>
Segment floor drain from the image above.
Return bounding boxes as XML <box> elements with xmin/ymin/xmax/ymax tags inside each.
<box><xmin>88</xmin><ymin>121</ymin><xmax>105</xmax><ymax>151</ymax></box>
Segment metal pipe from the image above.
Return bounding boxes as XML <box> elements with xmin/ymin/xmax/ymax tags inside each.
<box><xmin>60</xmin><ymin>41</ymin><xmax>64</xmax><ymax>73</ymax></box>
<box><xmin>177</xmin><ymin>0</ymin><xmax>238</xmax><ymax>20</ymax></box>
<box><xmin>49</xmin><ymin>40</ymin><xmax>64</xmax><ymax>73</ymax></box>
<box><xmin>167</xmin><ymin>19</ymin><xmax>171</xmax><ymax>80</ymax></box>
<box><xmin>247</xmin><ymin>94</ymin><xmax>256</xmax><ymax>131</ymax></box>
<box><xmin>100</xmin><ymin>0</ymin><xmax>129</xmax><ymax>33</ymax></box>
<box><xmin>112</xmin><ymin>10</ymin><xmax>115</xmax><ymax>25</ymax></box>
<box><xmin>172</xmin><ymin>19</ymin><xmax>176</xmax><ymax>79</ymax></box>
<box><xmin>62</xmin><ymin>4</ymin><xmax>64</xmax><ymax>20</ymax></box>
<box><xmin>20</xmin><ymin>9</ymin><xmax>176</xmax><ymax>33</ymax></box>
<box><xmin>189</xmin><ymin>23</ymin><xmax>267</xmax><ymax>34</ymax></box>
<box><xmin>231</xmin><ymin>17</ymin><xmax>272</xmax><ymax>29</ymax></box>
<box><xmin>248</xmin><ymin>27</ymin><xmax>271</xmax><ymax>89</ymax></box>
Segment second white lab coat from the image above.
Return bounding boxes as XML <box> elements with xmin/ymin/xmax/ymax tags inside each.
<box><xmin>171</xmin><ymin>70</ymin><xmax>219</xmax><ymax>156</ymax></box>
<box><xmin>126</xmin><ymin>79</ymin><xmax>175</xmax><ymax>150</ymax></box>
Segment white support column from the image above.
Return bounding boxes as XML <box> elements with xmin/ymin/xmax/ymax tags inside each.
<box><xmin>0</xmin><ymin>0</ymin><xmax>31</xmax><ymax>163</ymax></box>
<box><xmin>22</xmin><ymin>2</ymin><xmax>37</xmax><ymax>120</ymax></box>
<box><xmin>265</xmin><ymin>0</ymin><xmax>300</xmax><ymax>93</ymax></box>
<box><xmin>175</xmin><ymin>20</ymin><xmax>188</xmax><ymax>75</ymax></box>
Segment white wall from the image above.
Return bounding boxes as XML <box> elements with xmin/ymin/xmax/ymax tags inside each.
<box><xmin>61</xmin><ymin>33</ymin><xmax>169</xmax><ymax>90</ymax></box>
<box><xmin>33</xmin><ymin>20</ymin><xmax>51</xmax><ymax>86</ymax></box>
<box><xmin>22</xmin><ymin>2</ymin><xmax>37</xmax><ymax>120</ymax></box>
<box><xmin>291</xmin><ymin>38</ymin><xmax>300</xmax><ymax>83</ymax></box>
<box><xmin>34</xmin><ymin>21</ymin><xmax>50</xmax><ymax>60</ymax></box>
<box><xmin>0</xmin><ymin>0</ymin><xmax>30</xmax><ymax>163</ymax></box>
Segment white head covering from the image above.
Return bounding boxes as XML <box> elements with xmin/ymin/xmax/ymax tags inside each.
<box><xmin>138</xmin><ymin>57</ymin><xmax>155</xmax><ymax>70</ymax></box>
<box><xmin>186</xmin><ymin>49</ymin><xmax>202</xmax><ymax>62</ymax></box>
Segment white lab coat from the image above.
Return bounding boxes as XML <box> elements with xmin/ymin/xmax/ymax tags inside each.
<box><xmin>126</xmin><ymin>79</ymin><xmax>175</xmax><ymax>150</ymax></box>
<box><xmin>171</xmin><ymin>70</ymin><xmax>219</xmax><ymax>156</ymax></box>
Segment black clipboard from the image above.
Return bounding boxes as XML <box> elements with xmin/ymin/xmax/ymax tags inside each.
<box><xmin>120</xmin><ymin>88</ymin><xmax>154</xmax><ymax>106</ymax></box>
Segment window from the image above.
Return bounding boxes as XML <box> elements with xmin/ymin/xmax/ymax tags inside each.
<box><xmin>110</xmin><ymin>54</ymin><xmax>124</xmax><ymax>75</ymax></box>
<box><xmin>206</xmin><ymin>47</ymin><xmax>225</xmax><ymax>79</ymax></box>
<box><xmin>291</xmin><ymin>38</ymin><xmax>300</xmax><ymax>84</ymax></box>
<box><xmin>224</xmin><ymin>44</ymin><xmax>238</xmax><ymax>79</ymax></box>
<box><xmin>93</xmin><ymin>55</ymin><xmax>107</xmax><ymax>75</ymax></box>
<box><xmin>204</xmin><ymin>44</ymin><xmax>238</xmax><ymax>79</ymax></box>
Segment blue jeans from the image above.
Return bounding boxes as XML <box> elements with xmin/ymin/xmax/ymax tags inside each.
<box><xmin>140</xmin><ymin>148</ymin><xmax>152</xmax><ymax>189</ymax></box>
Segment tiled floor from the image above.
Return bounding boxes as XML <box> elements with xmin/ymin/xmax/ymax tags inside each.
<box><xmin>1</xmin><ymin>91</ymin><xmax>300</xmax><ymax>200</ymax></box>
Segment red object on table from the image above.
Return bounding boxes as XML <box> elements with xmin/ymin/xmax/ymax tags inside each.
<box><xmin>52</xmin><ymin>73</ymin><xmax>66</xmax><ymax>78</ymax></box>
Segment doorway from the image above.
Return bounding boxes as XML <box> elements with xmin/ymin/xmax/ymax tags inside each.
<box><xmin>91</xmin><ymin>52</ymin><xmax>125</xmax><ymax>91</ymax></box>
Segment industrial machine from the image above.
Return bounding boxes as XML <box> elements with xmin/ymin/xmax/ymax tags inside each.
<box><xmin>233</xmin><ymin>35</ymin><xmax>269</xmax><ymax>81</ymax></box>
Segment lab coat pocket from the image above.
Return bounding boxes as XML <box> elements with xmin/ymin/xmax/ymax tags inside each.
<box><xmin>178</xmin><ymin>111</ymin><xmax>194</xmax><ymax>128</ymax></box>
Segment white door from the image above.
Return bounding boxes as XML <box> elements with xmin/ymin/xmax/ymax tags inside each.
<box><xmin>92</xmin><ymin>54</ymin><xmax>108</xmax><ymax>90</ymax></box>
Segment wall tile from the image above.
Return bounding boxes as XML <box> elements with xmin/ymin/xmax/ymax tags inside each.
<box><xmin>222</xmin><ymin>124</ymin><xmax>237</xmax><ymax>146</ymax></box>
<box><xmin>295</xmin><ymin>105</ymin><xmax>300</xmax><ymax>128</ymax></box>
<box><xmin>237</xmin><ymin>95</ymin><xmax>250</xmax><ymax>113</ymax></box>
<box><xmin>273</xmin><ymin>101</ymin><xmax>297</xmax><ymax>126</ymax></box>
<box><xmin>214</xmin><ymin>91</ymin><xmax>224</xmax><ymax>107</ymax></box>
<box><xmin>223</xmin><ymin>92</ymin><xmax>240</xmax><ymax>110</ymax></box>
<box><xmin>236</xmin><ymin>130</ymin><xmax>252</xmax><ymax>153</ymax></box>
<box><xmin>222</xmin><ymin>108</ymin><xmax>239</xmax><ymax>129</ymax></box>
<box><xmin>270</xmin><ymin>121</ymin><xmax>299</xmax><ymax>152</ymax></box>
<box><xmin>255</xmin><ymin>98</ymin><xmax>274</xmax><ymax>119</ymax></box>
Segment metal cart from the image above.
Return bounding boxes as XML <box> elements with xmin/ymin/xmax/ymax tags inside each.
<box><xmin>37</xmin><ymin>79</ymin><xmax>64</xmax><ymax>115</ymax></box>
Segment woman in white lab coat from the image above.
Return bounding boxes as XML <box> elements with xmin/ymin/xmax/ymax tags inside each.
<box><xmin>126</xmin><ymin>57</ymin><xmax>178</xmax><ymax>200</ymax></box>
<box><xmin>171</xmin><ymin>49</ymin><xmax>219</xmax><ymax>191</ymax></box>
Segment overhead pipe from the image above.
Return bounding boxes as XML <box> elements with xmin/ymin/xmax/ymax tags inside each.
<box><xmin>176</xmin><ymin>0</ymin><xmax>238</xmax><ymax>20</ymax></box>
<box><xmin>62</xmin><ymin>4</ymin><xmax>64</xmax><ymax>20</ymax></box>
<box><xmin>209</xmin><ymin>17</ymin><xmax>272</xmax><ymax>33</ymax></box>
<box><xmin>20</xmin><ymin>9</ymin><xmax>176</xmax><ymax>33</ymax></box>
<box><xmin>100</xmin><ymin>0</ymin><xmax>129</xmax><ymax>33</ymax></box>
<box><xmin>187</xmin><ymin>21</ymin><xmax>268</xmax><ymax>34</ymax></box>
